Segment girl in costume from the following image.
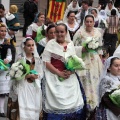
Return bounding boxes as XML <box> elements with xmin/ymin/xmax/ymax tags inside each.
<box><xmin>105</xmin><ymin>1</ymin><xmax>119</xmax><ymax>17</ymax></box>
<box><xmin>65</xmin><ymin>11</ymin><xmax>79</xmax><ymax>40</ymax></box>
<box><xmin>26</xmin><ymin>12</ymin><xmax>47</xmax><ymax>43</ymax></box>
<box><xmin>97</xmin><ymin>56</ymin><xmax>120</xmax><ymax>120</ymax></box>
<box><xmin>7</xmin><ymin>37</ymin><xmax>43</xmax><ymax>120</ymax></box>
<box><xmin>0</xmin><ymin>23</ymin><xmax>12</xmax><ymax>117</ymax></box>
<box><xmin>63</xmin><ymin>0</ymin><xmax>80</xmax><ymax>22</ymax></box>
<box><xmin>38</xmin><ymin>24</ymin><xmax>56</xmax><ymax>56</ymax></box>
<box><xmin>73</xmin><ymin>14</ymin><xmax>103</xmax><ymax>111</ymax></box>
<box><xmin>42</xmin><ymin>23</ymin><xmax>86</xmax><ymax>120</ymax></box>
<box><xmin>91</xmin><ymin>8</ymin><xmax>107</xmax><ymax>29</ymax></box>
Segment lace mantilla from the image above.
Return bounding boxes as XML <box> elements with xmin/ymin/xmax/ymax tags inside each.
<box><xmin>99</xmin><ymin>76</ymin><xmax>120</xmax><ymax>101</ymax></box>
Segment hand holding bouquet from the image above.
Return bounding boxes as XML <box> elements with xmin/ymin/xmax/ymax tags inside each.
<box><xmin>25</xmin><ymin>70</ymin><xmax>38</xmax><ymax>82</ymax></box>
<box><xmin>59</xmin><ymin>55</ymin><xmax>86</xmax><ymax>81</ymax></box>
<box><xmin>0</xmin><ymin>59</ymin><xmax>10</xmax><ymax>71</ymax></box>
<box><xmin>82</xmin><ymin>37</ymin><xmax>101</xmax><ymax>57</ymax></box>
<box><xmin>9</xmin><ymin>60</ymin><xmax>30</xmax><ymax>80</ymax></box>
<box><xmin>109</xmin><ymin>89</ymin><xmax>120</xmax><ymax>107</ymax></box>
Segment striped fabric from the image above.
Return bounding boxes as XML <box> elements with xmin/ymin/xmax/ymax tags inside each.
<box><xmin>107</xmin><ymin>16</ymin><xmax>119</xmax><ymax>34</ymax></box>
<box><xmin>47</xmin><ymin>0</ymin><xmax>66</xmax><ymax>22</ymax></box>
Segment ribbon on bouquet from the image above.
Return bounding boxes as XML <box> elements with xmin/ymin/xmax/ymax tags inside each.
<box><xmin>0</xmin><ymin>59</ymin><xmax>10</xmax><ymax>71</ymax></box>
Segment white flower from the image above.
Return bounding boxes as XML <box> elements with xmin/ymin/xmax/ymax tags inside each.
<box><xmin>12</xmin><ymin>67</ymin><xmax>19</xmax><ymax>71</ymax></box>
<box><xmin>15</xmin><ymin>73</ymin><xmax>21</xmax><ymax>78</ymax></box>
<box><xmin>17</xmin><ymin>70</ymin><xmax>23</xmax><ymax>76</ymax></box>
<box><xmin>95</xmin><ymin>42</ymin><xmax>99</xmax><ymax>47</ymax></box>
<box><xmin>88</xmin><ymin>43</ymin><xmax>92</xmax><ymax>49</ymax></box>
<box><xmin>86</xmin><ymin>37</ymin><xmax>92</xmax><ymax>43</ymax></box>
<box><xmin>87</xmin><ymin>39</ymin><xmax>99</xmax><ymax>50</ymax></box>
<box><xmin>112</xmin><ymin>89</ymin><xmax>120</xmax><ymax>96</ymax></box>
<box><xmin>9</xmin><ymin>70</ymin><xmax>15</xmax><ymax>77</ymax></box>
<box><xmin>92</xmin><ymin>45</ymin><xmax>96</xmax><ymax>49</ymax></box>
<box><xmin>18</xmin><ymin>65</ymin><xmax>23</xmax><ymax>69</ymax></box>
<box><xmin>11</xmin><ymin>62</ymin><xmax>20</xmax><ymax>69</ymax></box>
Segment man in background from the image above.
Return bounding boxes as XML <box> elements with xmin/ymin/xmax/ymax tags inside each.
<box><xmin>23</xmin><ymin>0</ymin><xmax>38</xmax><ymax>37</ymax></box>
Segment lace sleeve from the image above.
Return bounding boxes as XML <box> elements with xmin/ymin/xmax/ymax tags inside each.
<box><xmin>99</xmin><ymin>78</ymin><xmax>115</xmax><ymax>99</ymax></box>
<box><xmin>26</xmin><ymin>25</ymin><xmax>32</xmax><ymax>36</ymax></box>
<box><xmin>42</xmin><ymin>50</ymin><xmax>51</xmax><ymax>63</ymax></box>
<box><xmin>97</xmin><ymin>35</ymin><xmax>103</xmax><ymax>55</ymax></box>
<box><xmin>73</xmin><ymin>29</ymin><xmax>82</xmax><ymax>46</ymax></box>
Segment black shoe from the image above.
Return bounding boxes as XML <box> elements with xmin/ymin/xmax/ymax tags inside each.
<box><xmin>0</xmin><ymin>113</ymin><xmax>6</xmax><ymax>117</ymax></box>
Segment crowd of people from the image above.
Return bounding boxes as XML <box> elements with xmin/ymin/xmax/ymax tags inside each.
<box><xmin>0</xmin><ymin>0</ymin><xmax>120</xmax><ymax>120</ymax></box>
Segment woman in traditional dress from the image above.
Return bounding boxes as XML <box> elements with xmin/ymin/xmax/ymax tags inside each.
<box><xmin>63</xmin><ymin>0</ymin><xmax>80</xmax><ymax>22</ymax></box>
<box><xmin>26</xmin><ymin>12</ymin><xmax>47</xmax><ymax>43</ymax></box>
<box><xmin>99</xmin><ymin>10</ymin><xmax>107</xmax><ymax>21</ymax></box>
<box><xmin>65</xmin><ymin>11</ymin><xmax>79</xmax><ymax>40</ymax></box>
<box><xmin>96</xmin><ymin>56</ymin><xmax>120</xmax><ymax>120</ymax></box>
<box><xmin>105</xmin><ymin>1</ymin><xmax>119</xmax><ymax>17</ymax></box>
<box><xmin>0</xmin><ymin>23</ymin><xmax>12</xmax><ymax>117</ymax></box>
<box><xmin>91</xmin><ymin>8</ymin><xmax>107</xmax><ymax>39</ymax></box>
<box><xmin>73</xmin><ymin>14</ymin><xmax>103</xmax><ymax>111</ymax></box>
<box><xmin>42</xmin><ymin>23</ymin><xmax>86</xmax><ymax>120</ymax></box>
<box><xmin>38</xmin><ymin>24</ymin><xmax>56</xmax><ymax>56</ymax></box>
<box><xmin>91</xmin><ymin>8</ymin><xmax>107</xmax><ymax>28</ymax></box>
<box><xmin>7</xmin><ymin>37</ymin><xmax>43</xmax><ymax>120</ymax></box>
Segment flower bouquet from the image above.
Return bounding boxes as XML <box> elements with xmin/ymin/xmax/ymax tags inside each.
<box><xmin>9</xmin><ymin>60</ymin><xmax>30</xmax><ymax>80</ymax></box>
<box><xmin>109</xmin><ymin>89</ymin><xmax>120</xmax><ymax>107</ymax></box>
<box><xmin>0</xmin><ymin>59</ymin><xmax>10</xmax><ymax>71</ymax></box>
<box><xmin>59</xmin><ymin>55</ymin><xmax>86</xmax><ymax>81</ymax></box>
<box><xmin>82</xmin><ymin>37</ymin><xmax>101</xmax><ymax>57</ymax></box>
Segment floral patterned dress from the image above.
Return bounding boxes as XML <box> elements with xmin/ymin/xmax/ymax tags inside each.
<box><xmin>73</xmin><ymin>27</ymin><xmax>103</xmax><ymax>110</ymax></box>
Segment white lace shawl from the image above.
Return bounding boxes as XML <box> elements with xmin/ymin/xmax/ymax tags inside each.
<box><xmin>105</xmin><ymin>3</ymin><xmax>119</xmax><ymax>16</ymax></box>
<box><xmin>65</xmin><ymin>21</ymin><xmax>79</xmax><ymax>32</ymax></box>
<box><xmin>98</xmin><ymin>56</ymin><xmax>120</xmax><ymax>103</ymax></box>
<box><xmin>99</xmin><ymin>73</ymin><xmax>120</xmax><ymax>102</ymax></box>
<box><xmin>42</xmin><ymin>39</ymin><xmax>76</xmax><ymax>63</ymax></box>
<box><xmin>26</xmin><ymin>23</ymin><xmax>47</xmax><ymax>36</ymax></box>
